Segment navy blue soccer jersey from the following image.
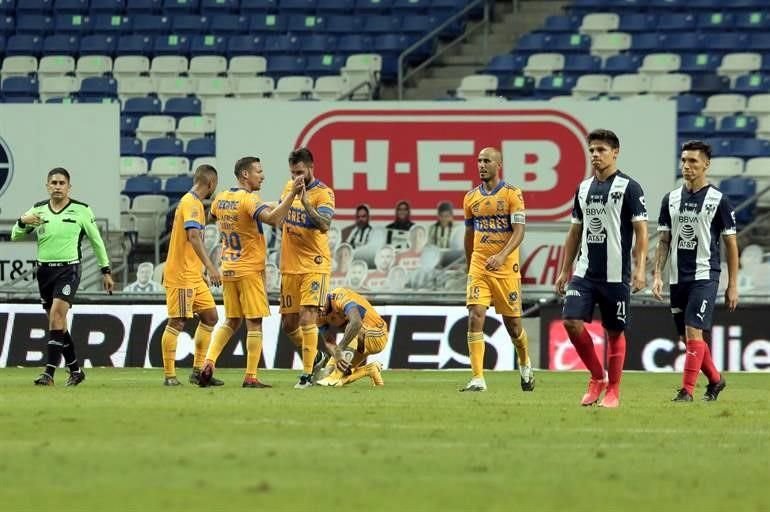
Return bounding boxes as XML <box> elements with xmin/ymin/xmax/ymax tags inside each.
<box><xmin>571</xmin><ymin>170</ymin><xmax>648</xmax><ymax>284</ymax></box>
<box><xmin>657</xmin><ymin>184</ymin><xmax>737</xmax><ymax>284</ymax></box>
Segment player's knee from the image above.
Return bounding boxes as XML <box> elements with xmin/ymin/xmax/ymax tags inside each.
<box><xmin>199</xmin><ymin>308</ymin><xmax>218</xmax><ymax>327</ymax></box>
<box><xmin>167</xmin><ymin>318</ymin><xmax>185</xmax><ymax>331</ymax></box>
<box><xmin>226</xmin><ymin>318</ymin><xmax>243</xmax><ymax>331</ymax></box>
<box><xmin>563</xmin><ymin>319</ymin><xmax>583</xmax><ymax>335</ymax></box>
<box><xmin>467</xmin><ymin>308</ymin><xmax>485</xmax><ymax>329</ymax></box>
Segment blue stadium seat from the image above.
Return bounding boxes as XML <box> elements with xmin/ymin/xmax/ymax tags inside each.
<box><xmin>705</xmin><ymin>33</ymin><xmax>748</xmax><ymax>52</ymax></box>
<box><xmin>116</xmin><ymin>35</ymin><xmax>153</xmax><ymax>55</ymax></box>
<box><xmin>720</xmin><ymin>115</ymin><xmax>758</xmax><ymax>137</ymax></box>
<box><xmin>280</xmin><ymin>0</ymin><xmax>317</xmax><ymax>12</ymax></box>
<box><xmin>704</xmin><ymin>137</ymin><xmax>733</xmax><ymax>157</ymax></box>
<box><xmin>619</xmin><ymin>13</ymin><xmax>656</xmax><ymax>32</ymax></box>
<box><xmin>241</xmin><ymin>0</ymin><xmax>278</xmax><ymax>13</ymax></box>
<box><xmin>603</xmin><ymin>54</ymin><xmax>641</xmax><ymax>75</ymax></box>
<box><xmin>120</xmin><ymin>136</ymin><xmax>143</xmax><ymax>156</ymax></box>
<box><xmin>678</xmin><ymin>115</ymin><xmax>716</xmax><ymax>138</ymax></box>
<box><xmin>656</xmin><ymin>13</ymin><xmax>695</xmax><ymax>31</ymax></box>
<box><xmin>551</xmin><ymin>34</ymin><xmax>591</xmax><ymax>53</ymax></box>
<box><xmin>326</xmin><ymin>15</ymin><xmax>363</xmax><ymax>34</ymax></box>
<box><xmin>734</xmin><ymin>74</ymin><xmax>770</xmax><ymax>95</ymax></box>
<box><xmin>688</xmin><ymin>0</ymin><xmax>726</xmax><ymax>7</ymax></box>
<box><xmin>1</xmin><ymin>77</ymin><xmax>39</xmax><ymax>99</ymax></box>
<box><xmin>516</xmin><ymin>33</ymin><xmax>551</xmax><ymax>54</ymax></box>
<box><xmin>536</xmin><ymin>75</ymin><xmax>576</xmax><ymax>98</ymax></box>
<box><xmin>0</xmin><ymin>34</ymin><xmax>5</xmax><ymax>55</ymax></box>
<box><xmin>749</xmin><ymin>34</ymin><xmax>770</xmax><ymax>52</ymax></box>
<box><xmin>680</xmin><ymin>53</ymin><xmax>721</xmax><ymax>75</ymax></box>
<box><xmin>163</xmin><ymin>0</ymin><xmax>200</xmax><ymax>13</ymax></box>
<box><xmin>648</xmin><ymin>0</ymin><xmax>686</xmax><ymax>9</ymax></box>
<box><xmin>4</xmin><ymin>95</ymin><xmax>39</xmax><ymax>103</ymax></box>
<box><xmin>16</xmin><ymin>15</ymin><xmax>55</xmax><ymax>35</ymax></box>
<box><xmin>336</xmin><ymin>34</ymin><xmax>372</xmax><ymax>54</ymax></box>
<box><xmin>401</xmin><ymin>15</ymin><xmax>442</xmax><ymax>35</ymax></box>
<box><xmin>301</xmin><ymin>34</ymin><xmax>337</xmax><ymax>53</ymax></box>
<box><xmin>123</xmin><ymin>175</ymin><xmax>163</xmax><ymax>198</ymax></box>
<box><xmin>666</xmin><ymin>33</ymin><xmax>703</xmax><ymax>52</ymax></box>
<box><xmin>362</xmin><ymin>16</ymin><xmax>401</xmax><ymax>34</ymax></box>
<box><xmin>690</xmin><ymin>74</ymin><xmax>729</xmax><ymax>95</ymax></box>
<box><xmin>498</xmin><ymin>75</ymin><xmax>535</xmax><ymax>99</ymax></box>
<box><xmin>124</xmin><ymin>96</ymin><xmax>162</xmax><ymax>116</ymax></box>
<box><xmin>730</xmin><ymin>138</ymin><xmax>770</xmax><ymax>158</ymax></box>
<box><xmin>163</xmin><ymin>174</ymin><xmax>193</xmax><ymax>203</ymax></box>
<box><xmin>374</xmin><ymin>33</ymin><xmax>421</xmax><ymax>60</ymax></box>
<box><xmin>631</xmin><ymin>32</ymin><xmax>664</xmax><ymax>53</ymax></box>
<box><xmin>542</xmin><ymin>15</ymin><xmax>579</xmax><ymax>33</ymax></box>
<box><xmin>250</xmin><ymin>13</ymin><xmax>288</xmax><ymax>33</ymax></box>
<box><xmin>0</xmin><ymin>15</ymin><xmax>14</xmax><ymax>36</ymax></box>
<box><xmin>719</xmin><ymin>176</ymin><xmax>756</xmax><ymax>225</ymax></box>
<box><xmin>305</xmin><ymin>54</ymin><xmax>345</xmax><ymax>75</ymax></box>
<box><xmin>172</xmin><ymin>15</ymin><xmax>210</xmax><ymax>34</ymax></box>
<box><xmin>567</xmin><ymin>0</ymin><xmax>609</xmax><ymax>15</ymax></box>
<box><xmin>79</xmin><ymin>76</ymin><xmax>118</xmax><ymax>99</ymax></box>
<box><xmin>55</xmin><ymin>14</ymin><xmax>93</xmax><ymax>34</ymax></box>
<box><xmin>287</xmin><ymin>14</ymin><xmax>326</xmax><ymax>33</ymax></box>
<box><xmin>676</xmin><ymin>94</ymin><xmax>705</xmax><ymax>115</ymax></box>
<box><xmin>90</xmin><ymin>0</ymin><xmax>126</xmax><ymax>13</ymax></box>
<box><xmin>16</xmin><ymin>0</ymin><xmax>53</xmax><ymax>14</ymax></box>
<box><xmin>355</xmin><ymin>0</ymin><xmax>392</xmax><ymax>12</ymax></box>
<box><xmin>164</xmin><ymin>96</ymin><xmax>201</xmax><ymax>118</ymax></box>
<box><xmin>210</xmin><ymin>14</ymin><xmax>249</xmax><ymax>34</ymax></box>
<box><xmin>483</xmin><ymin>54</ymin><xmax>526</xmax><ymax>78</ymax></box>
<box><xmin>392</xmin><ymin>0</ymin><xmax>429</xmax><ymax>15</ymax></box>
<box><xmin>564</xmin><ymin>54</ymin><xmax>601</xmax><ymax>74</ymax></box>
<box><xmin>42</xmin><ymin>35</ymin><xmax>80</xmax><ymax>55</ymax></box>
<box><xmin>736</xmin><ymin>11</ymin><xmax>770</xmax><ymax>31</ymax></box>
<box><xmin>0</xmin><ymin>0</ymin><xmax>14</xmax><ymax>15</ymax></box>
<box><xmin>80</xmin><ymin>35</ymin><xmax>117</xmax><ymax>55</ymax></box>
<box><xmin>316</xmin><ymin>0</ymin><xmax>354</xmax><ymax>13</ymax></box>
<box><xmin>121</xmin><ymin>115</ymin><xmax>137</xmax><ymax>136</ymax></box>
<box><xmin>79</xmin><ymin>96</ymin><xmax>119</xmax><ymax>104</ymax></box>
<box><xmin>55</xmin><ymin>0</ymin><xmax>88</xmax><ymax>13</ymax></box>
<box><xmin>145</xmin><ymin>137</ymin><xmax>184</xmax><ymax>160</ymax></box>
<box><xmin>226</xmin><ymin>35</ymin><xmax>265</xmax><ymax>56</ymax></box>
<box><xmin>126</xmin><ymin>0</ymin><xmax>162</xmax><ymax>13</ymax></box>
<box><xmin>185</xmin><ymin>137</ymin><xmax>215</xmax><ymax>158</ymax></box>
<box><xmin>264</xmin><ymin>34</ymin><xmax>302</xmax><ymax>55</ymax></box>
<box><xmin>92</xmin><ymin>15</ymin><xmax>131</xmax><ymax>35</ymax></box>
<box><xmin>266</xmin><ymin>55</ymin><xmax>306</xmax><ymax>77</ymax></box>
<box><xmin>190</xmin><ymin>35</ymin><xmax>227</xmax><ymax>56</ymax></box>
<box><xmin>153</xmin><ymin>35</ymin><xmax>191</xmax><ymax>56</ymax></box>
<box><xmin>5</xmin><ymin>35</ymin><xmax>44</xmax><ymax>56</ymax></box>
<box><xmin>133</xmin><ymin>14</ymin><xmax>171</xmax><ymax>34</ymax></box>
<box><xmin>696</xmin><ymin>12</ymin><xmax>735</xmax><ymax>31</ymax></box>
<box><xmin>201</xmin><ymin>0</ymin><xmax>238</xmax><ymax>14</ymax></box>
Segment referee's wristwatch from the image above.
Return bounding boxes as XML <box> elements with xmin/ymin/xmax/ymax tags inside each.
<box><xmin>16</xmin><ymin>217</ymin><xmax>26</xmax><ymax>228</ymax></box>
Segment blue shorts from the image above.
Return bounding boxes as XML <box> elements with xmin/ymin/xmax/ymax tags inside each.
<box><xmin>669</xmin><ymin>280</ymin><xmax>718</xmax><ymax>335</ymax></box>
<box><xmin>562</xmin><ymin>276</ymin><xmax>631</xmax><ymax>332</ymax></box>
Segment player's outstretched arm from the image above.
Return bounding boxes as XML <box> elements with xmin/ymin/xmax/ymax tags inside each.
<box><xmin>631</xmin><ymin>220</ymin><xmax>648</xmax><ymax>293</ymax></box>
<box><xmin>651</xmin><ymin>231</ymin><xmax>671</xmax><ymax>301</ymax></box>
<box><xmin>723</xmin><ymin>234</ymin><xmax>739</xmax><ymax>311</ymax></box>
<box><xmin>335</xmin><ymin>307</ymin><xmax>363</xmax><ymax>371</ymax></box>
<box><xmin>187</xmin><ymin>227</ymin><xmax>221</xmax><ymax>287</ymax></box>
<box><xmin>555</xmin><ymin>223</ymin><xmax>581</xmax><ymax>295</ymax></box>
<box><xmin>259</xmin><ymin>176</ymin><xmax>304</xmax><ymax>226</ymax></box>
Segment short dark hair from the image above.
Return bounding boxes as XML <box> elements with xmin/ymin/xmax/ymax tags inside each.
<box><xmin>681</xmin><ymin>140</ymin><xmax>712</xmax><ymax>160</ymax></box>
<box><xmin>234</xmin><ymin>156</ymin><xmax>260</xmax><ymax>179</ymax></box>
<box><xmin>437</xmin><ymin>201</ymin><xmax>453</xmax><ymax>214</ymax></box>
<box><xmin>289</xmin><ymin>147</ymin><xmax>314</xmax><ymax>166</ymax></box>
<box><xmin>588</xmin><ymin>129</ymin><xmax>620</xmax><ymax>150</ymax></box>
<box><xmin>193</xmin><ymin>164</ymin><xmax>218</xmax><ymax>183</ymax></box>
<box><xmin>355</xmin><ymin>204</ymin><xmax>369</xmax><ymax>215</ymax></box>
<box><xmin>47</xmin><ymin>167</ymin><xmax>70</xmax><ymax>182</ymax></box>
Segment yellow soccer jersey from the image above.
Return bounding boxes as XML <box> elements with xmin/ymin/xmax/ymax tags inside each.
<box><xmin>318</xmin><ymin>287</ymin><xmax>386</xmax><ymax>332</ymax></box>
<box><xmin>463</xmin><ymin>181</ymin><xmax>525</xmax><ymax>279</ymax></box>
<box><xmin>164</xmin><ymin>192</ymin><xmax>206</xmax><ymax>287</ymax></box>
<box><xmin>210</xmin><ymin>188</ymin><xmax>270</xmax><ymax>280</ymax></box>
<box><xmin>280</xmin><ymin>179</ymin><xmax>335</xmax><ymax>275</ymax></box>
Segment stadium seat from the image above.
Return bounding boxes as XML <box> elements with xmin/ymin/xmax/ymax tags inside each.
<box><xmin>227</xmin><ymin>55</ymin><xmax>267</xmax><ymax>78</ymax></box>
<box><xmin>210</xmin><ymin>14</ymin><xmax>249</xmax><ymax>34</ymax></box>
<box><xmin>516</xmin><ymin>33</ymin><xmax>551</xmax><ymax>54</ymax></box>
<box><xmin>157</xmin><ymin>76</ymin><xmax>195</xmax><ymax>103</ymax></box>
<box><xmin>590</xmin><ymin>32</ymin><xmax>632</xmax><ymax>62</ymax></box>
<box><xmin>79</xmin><ymin>35</ymin><xmax>117</xmax><ymax>56</ymax></box>
<box><xmin>163</xmin><ymin>96</ymin><xmax>202</xmax><ymax>119</ymax></box>
<box><xmin>264</xmin><ymin>34</ymin><xmax>302</xmax><ymax>55</ymax></box>
<box><xmin>92</xmin><ymin>15</ymin><xmax>130</xmax><ymax>35</ymax></box>
<box><xmin>226</xmin><ymin>35</ymin><xmax>265</xmax><ymax>57</ymax></box>
<box><xmin>572</xmin><ymin>73</ymin><xmax>612</xmax><ymax>99</ymax></box>
<box><xmin>117</xmin><ymin>76</ymin><xmax>155</xmax><ymax>100</ymax></box>
<box><xmin>145</xmin><ymin>137</ymin><xmax>184</xmax><ymax>161</ymax></box>
<box><xmin>189</xmin><ymin>35</ymin><xmax>227</xmax><ymax>56</ymax></box>
<box><xmin>185</xmin><ymin>137</ymin><xmax>215</xmax><ymax>158</ymax></box>
<box><xmin>696</xmin><ymin>12</ymin><xmax>735</xmax><ymax>31</ymax></box>
<box><xmin>241</xmin><ymin>0</ymin><xmax>278</xmax><ymax>14</ymax></box>
<box><xmin>1</xmin><ymin>76</ymin><xmax>39</xmax><ymax>99</ymax></box>
<box><xmin>133</xmin><ymin>14</ymin><xmax>171</xmax><ymax>34</ymax></box>
<box><xmin>401</xmin><ymin>15</ymin><xmax>441</xmax><ymax>36</ymax></box>
<box><xmin>273</xmin><ymin>75</ymin><xmax>313</xmax><ymax>100</ymax></box>
<box><xmin>116</xmin><ymin>35</ymin><xmax>153</xmax><ymax>56</ymax></box>
<box><xmin>609</xmin><ymin>73</ymin><xmax>649</xmax><ymax>98</ymax></box>
<box><xmin>232</xmin><ymin>76</ymin><xmax>274</xmax><ymax>97</ymax></box>
<box><xmin>392</xmin><ymin>0</ymin><xmax>429</xmax><ymax>14</ymax></box>
<box><xmin>706</xmin><ymin>33</ymin><xmax>748</xmax><ymax>52</ymax></box>
<box><xmin>602</xmin><ymin>54</ymin><xmax>640</xmax><ymax>75</ymax></box>
<box><xmin>171</xmin><ymin>15</ymin><xmax>208</xmax><ymax>34</ymax></box>
<box><xmin>656</xmin><ymin>13</ymin><xmax>695</xmax><ymax>32</ymax></box>
<box><xmin>736</xmin><ymin>11</ymin><xmax>770</xmax><ymax>32</ymax></box>
<box><xmin>163</xmin><ymin>0</ymin><xmax>200</xmax><ymax>13</ymax></box>
<box><xmin>79</xmin><ymin>76</ymin><xmax>118</xmax><ymax>100</ymax></box>
<box><xmin>746</xmin><ymin>94</ymin><xmax>770</xmax><ymax>117</ymax></box>
<box><xmin>305</xmin><ymin>54</ymin><xmax>345</xmax><ymax>76</ymax></box>
<box><xmin>649</xmin><ymin>73</ymin><xmax>691</xmax><ymax>100</ymax></box>
<box><xmin>125</xmin><ymin>0</ymin><xmax>162</xmax><ymax>14</ymax></box>
<box><xmin>196</xmin><ymin>76</ymin><xmax>233</xmax><ymax>100</ymax></box>
<box><xmin>631</xmin><ymin>32</ymin><xmax>663</xmax><ymax>53</ymax></box>
<box><xmin>287</xmin><ymin>14</ymin><xmax>326</xmax><ymax>33</ymax></box>
<box><xmin>249</xmin><ymin>13</ymin><xmax>288</xmax><ymax>33</ymax></box>
<box><xmin>0</xmin><ymin>56</ymin><xmax>38</xmax><ymax>81</ymax></box>
<box><xmin>313</xmin><ymin>75</ymin><xmax>346</xmax><ymax>100</ymax></box>
<box><xmin>39</xmin><ymin>75</ymin><xmax>78</xmax><ymax>102</ymax></box>
<box><xmin>112</xmin><ymin>56</ymin><xmax>147</xmax><ymax>82</ymax></box>
<box><xmin>355</xmin><ymin>0</ymin><xmax>393</xmax><ymax>12</ymax></box>
<box><xmin>719</xmin><ymin>53</ymin><xmax>763</xmax><ymax>86</ymax></box>
<box><xmin>123</xmin><ymin>95</ymin><xmax>162</xmax><ymax>116</ymax></box>
<box><xmin>523</xmin><ymin>53</ymin><xmax>565</xmax><ymax>84</ymax></box>
<box><xmin>55</xmin><ymin>13</ymin><xmax>93</xmax><ymax>34</ymax></box>
<box><xmin>91</xmin><ymin>0</ymin><xmax>126</xmax><ymax>13</ymax></box>
<box><xmin>267</xmin><ymin>55</ymin><xmax>307</xmax><ymax>78</ymax></box>
<box><xmin>703</xmin><ymin>94</ymin><xmax>747</xmax><ymax>122</ymax></box>
<box><xmin>678</xmin><ymin>115</ymin><xmax>716</xmax><ymax>138</ymax></box>
<box><xmin>337</xmin><ymin>35</ymin><xmax>373</xmax><ymax>55</ymax></box>
<box><xmin>186</xmin><ymin>56</ymin><xmax>225</xmax><ymax>80</ymax></box>
<box><xmin>76</xmin><ymin>55</ymin><xmax>112</xmax><ymax>80</ymax></box>
<box><xmin>325</xmin><ymin>15</ymin><xmax>363</xmax><ymax>34</ymax></box>
<box><xmin>42</xmin><ymin>35</ymin><xmax>80</xmax><ymax>58</ymax></box>
<box><xmin>201</xmin><ymin>0</ymin><xmax>238</xmax><ymax>14</ymax></box>
<box><xmin>163</xmin><ymin>175</ymin><xmax>193</xmax><ymax>203</ymax></box>
<box><xmin>563</xmin><ymin>54</ymin><xmax>602</xmax><ymax>74</ymax></box>
<box><xmin>16</xmin><ymin>15</ymin><xmax>55</xmax><ymax>35</ymax></box>
<box><xmin>150</xmin><ymin>155</ymin><xmax>190</xmax><ymax>178</ymax></box>
<box><xmin>150</xmin><ymin>56</ymin><xmax>188</xmax><ymax>85</ymax></box>
<box><xmin>5</xmin><ymin>35</ymin><xmax>44</xmax><ymax>57</ymax></box>
<box><xmin>676</xmin><ymin>94</ymin><xmax>705</xmax><ymax>115</ymax></box>
<box><xmin>456</xmin><ymin>74</ymin><xmax>497</xmax><ymax>99</ymax></box>
<box><xmin>129</xmin><ymin>193</ymin><xmax>169</xmax><ymax>244</ymax></box>
<box><xmin>153</xmin><ymin>35</ymin><xmax>190</xmax><ymax>56</ymax></box>
<box><xmin>579</xmin><ymin>13</ymin><xmax>619</xmax><ymax>35</ymax></box>
<box><xmin>120</xmin><ymin>136</ymin><xmax>143</xmax><ymax>156</ymax></box>
<box><xmin>119</xmin><ymin>156</ymin><xmax>148</xmax><ymax>178</ymax></box>
<box><xmin>536</xmin><ymin>75</ymin><xmax>576</xmax><ymax>98</ymax></box>
<box><xmin>618</xmin><ymin>13</ymin><xmax>656</xmax><ymax>32</ymax></box>
<box><xmin>551</xmin><ymin>34</ymin><xmax>591</xmax><ymax>53</ymax></box>
<box><xmin>121</xmin><ymin>114</ymin><xmax>138</xmax><ymax>136</ymax></box>
<box><xmin>638</xmin><ymin>53</ymin><xmax>681</xmax><ymax>77</ymax></box>
<box><xmin>680</xmin><ymin>53</ymin><xmax>721</xmax><ymax>75</ymax></box>
<box><xmin>362</xmin><ymin>15</ymin><xmax>401</xmax><ymax>34</ymax></box>
<box><xmin>690</xmin><ymin>74</ymin><xmax>729</xmax><ymax>95</ymax></box>
<box><xmin>0</xmin><ymin>15</ymin><xmax>13</xmax><ymax>36</ymax></box>
<box><xmin>709</xmin><ymin>157</ymin><xmax>744</xmax><ymax>180</ymax></box>
<box><xmin>301</xmin><ymin>34</ymin><xmax>338</xmax><ymax>54</ymax></box>
<box><xmin>497</xmin><ymin>75</ymin><xmax>535</xmax><ymax>98</ymax></box>
<box><xmin>731</xmin><ymin>138</ymin><xmax>770</xmax><ymax>158</ymax></box>
<box><xmin>542</xmin><ymin>15</ymin><xmax>580</xmax><ymax>33</ymax></box>
<box><xmin>136</xmin><ymin>114</ymin><xmax>176</xmax><ymax>142</ymax></box>
<box><xmin>667</xmin><ymin>33</ymin><xmax>704</xmax><ymax>52</ymax></box>
<box><xmin>176</xmin><ymin>115</ymin><xmax>214</xmax><ymax>143</ymax></box>
<box><xmin>719</xmin><ymin>176</ymin><xmax>756</xmax><ymax>225</ymax></box>
<box><xmin>720</xmin><ymin>115</ymin><xmax>758</xmax><ymax>137</ymax></box>
<box><xmin>734</xmin><ymin>74</ymin><xmax>770</xmax><ymax>95</ymax></box>
<box><xmin>482</xmin><ymin>54</ymin><xmax>526</xmax><ymax>79</ymax></box>
<box><xmin>316</xmin><ymin>0</ymin><xmax>354</xmax><ymax>13</ymax></box>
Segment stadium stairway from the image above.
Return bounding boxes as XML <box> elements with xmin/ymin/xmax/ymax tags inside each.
<box><xmin>398</xmin><ymin>0</ymin><xmax>568</xmax><ymax>99</ymax></box>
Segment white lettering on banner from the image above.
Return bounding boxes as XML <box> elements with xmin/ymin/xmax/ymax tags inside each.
<box><xmin>331</xmin><ymin>139</ymin><xmax>389</xmax><ymax>190</ymax></box>
<box><xmin>502</xmin><ymin>140</ymin><xmax>560</xmax><ymax>191</ymax></box>
<box><xmin>0</xmin><ymin>242</ymin><xmax>38</xmax><ymax>284</ymax></box>
<box><xmin>417</xmin><ymin>141</ymin><xmax>474</xmax><ymax>191</ymax></box>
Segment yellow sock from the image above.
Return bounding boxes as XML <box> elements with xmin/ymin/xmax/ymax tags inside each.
<box><xmin>300</xmin><ymin>324</ymin><xmax>318</xmax><ymax>374</ymax></box>
<box><xmin>193</xmin><ymin>322</ymin><xmax>214</xmax><ymax>369</ymax></box>
<box><xmin>162</xmin><ymin>326</ymin><xmax>180</xmax><ymax>378</ymax></box>
<box><xmin>512</xmin><ymin>328</ymin><xmax>530</xmax><ymax>367</ymax></box>
<box><xmin>245</xmin><ymin>330</ymin><xmax>263</xmax><ymax>379</ymax></box>
<box><xmin>287</xmin><ymin>327</ymin><xmax>303</xmax><ymax>350</ymax></box>
<box><xmin>206</xmin><ymin>324</ymin><xmax>234</xmax><ymax>365</ymax></box>
<box><xmin>467</xmin><ymin>331</ymin><xmax>485</xmax><ymax>379</ymax></box>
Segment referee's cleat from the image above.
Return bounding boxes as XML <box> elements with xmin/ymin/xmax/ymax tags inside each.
<box><xmin>460</xmin><ymin>377</ymin><xmax>487</xmax><ymax>392</ymax></box>
<box><xmin>192</xmin><ymin>363</ymin><xmax>223</xmax><ymax>387</ymax></box>
<box><xmin>34</xmin><ymin>373</ymin><xmax>54</xmax><ymax>386</ymax></box>
<box><xmin>672</xmin><ymin>388</ymin><xmax>693</xmax><ymax>402</ymax></box>
<box><xmin>65</xmin><ymin>370</ymin><xmax>86</xmax><ymax>387</ymax></box>
<box><xmin>163</xmin><ymin>376</ymin><xmax>182</xmax><ymax>386</ymax></box>
<box><xmin>242</xmin><ymin>377</ymin><xmax>272</xmax><ymax>388</ymax></box>
<box><xmin>294</xmin><ymin>374</ymin><xmax>313</xmax><ymax>389</ymax></box>
<box><xmin>703</xmin><ymin>378</ymin><xmax>726</xmax><ymax>401</ymax></box>
<box><xmin>520</xmin><ymin>364</ymin><xmax>535</xmax><ymax>392</ymax></box>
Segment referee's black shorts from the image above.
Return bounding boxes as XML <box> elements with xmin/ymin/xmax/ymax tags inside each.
<box><xmin>37</xmin><ymin>262</ymin><xmax>81</xmax><ymax>311</ymax></box>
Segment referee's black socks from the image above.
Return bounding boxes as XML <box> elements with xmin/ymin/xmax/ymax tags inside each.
<box><xmin>44</xmin><ymin>330</ymin><xmax>67</xmax><ymax>377</ymax></box>
<box><xmin>62</xmin><ymin>331</ymin><xmax>81</xmax><ymax>374</ymax></box>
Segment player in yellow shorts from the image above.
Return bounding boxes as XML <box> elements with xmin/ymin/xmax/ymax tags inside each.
<box><xmin>197</xmin><ymin>157</ymin><xmax>305</xmax><ymax>388</ymax></box>
<box><xmin>161</xmin><ymin>165</ymin><xmax>222</xmax><ymax>386</ymax></box>
<box><xmin>279</xmin><ymin>147</ymin><xmax>336</xmax><ymax>389</ymax></box>
<box><xmin>313</xmin><ymin>287</ymin><xmax>387</xmax><ymax>387</ymax></box>
<box><xmin>461</xmin><ymin>147</ymin><xmax>535</xmax><ymax>393</ymax></box>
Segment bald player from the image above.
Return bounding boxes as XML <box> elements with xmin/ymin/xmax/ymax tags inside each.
<box><xmin>461</xmin><ymin>147</ymin><xmax>534</xmax><ymax>393</ymax></box>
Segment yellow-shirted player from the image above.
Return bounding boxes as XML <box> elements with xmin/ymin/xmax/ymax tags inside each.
<box><xmin>279</xmin><ymin>147</ymin><xmax>335</xmax><ymax>389</ymax></box>
<box><xmin>161</xmin><ymin>165</ymin><xmax>221</xmax><ymax>387</ymax></box>
<box><xmin>314</xmin><ymin>287</ymin><xmax>386</xmax><ymax>387</ymax></box>
<box><xmin>198</xmin><ymin>157</ymin><xmax>304</xmax><ymax>388</ymax></box>
<box><xmin>461</xmin><ymin>147</ymin><xmax>535</xmax><ymax>393</ymax></box>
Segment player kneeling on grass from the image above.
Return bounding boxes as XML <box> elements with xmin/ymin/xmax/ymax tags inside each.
<box><xmin>313</xmin><ymin>288</ymin><xmax>386</xmax><ymax>387</ymax></box>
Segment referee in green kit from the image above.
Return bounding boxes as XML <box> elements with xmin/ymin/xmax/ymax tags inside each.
<box><xmin>11</xmin><ymin>168</ymin><xmax>114</xmax><ymax>386</ymax></box>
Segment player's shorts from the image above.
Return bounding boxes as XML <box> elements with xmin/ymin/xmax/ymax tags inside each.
<box><xmin>222</xmin><ymin>272</ymin><xmax>269</xmax><ymax>319</ymax></box>
<box><xmin>279</xmin><ymin>273</ymin><xmax>328</xmax><ymax>314</ymax></box>
<box><xmin>670</xmin><ymin>279</ymin><xmax>718</xmax><ymax>335</ymax></box>
<box><xmin>165</xmin><ymin>281</ymin><xmax>216</xmax><ymax>319</ymax></box>
<box><xmin>37</xmin><ymin>262</ymin><xmax>81</xmax><ymax>310</ymax></box>
<box><xmin>466</xmin><ymin>273</ymin><xmax>522</xmax><ymax>317</ymax></box>
<box><xmin>359</xmin><ymin>325</ymin><xmax>388</xmax><ymax>355</ymax></box>
<box><xmin>562</xmin><ymin>276</ymin><xmax>630</xmax><ymax>332</ymax></box>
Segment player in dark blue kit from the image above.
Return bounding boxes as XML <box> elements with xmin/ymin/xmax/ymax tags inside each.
<box><xmin>555</xmin><ymin>129</ymin><xmax>648</xmax><ymax>408</ymax></box>
<box><xmin>652</xmin><ymin>140</ymin><xmax>739</xmax><ymax>402</ymax></box>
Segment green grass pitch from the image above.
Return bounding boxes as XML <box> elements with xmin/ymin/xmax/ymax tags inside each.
<box><xmin>0</xmin><ymin>369</ymin><xmax>768</xmax><ymax>511</ymax></box>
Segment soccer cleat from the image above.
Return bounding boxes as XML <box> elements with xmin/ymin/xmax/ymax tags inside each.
<box><xmin>242</xmin><ymin>377</ymin><xmax>272</xmax><ymax>388</ymax></box>
<box><xmin>294</xmin><ymin>374</ymin><xmax>313</xmax><ymax>389</ymax></box>
<box><xmin>34</xmin><ymin>373</ymin><xmax>54</xmax><ymax>386</ymax></box>
<box><xmin>671</xmin><ymin>388</ymin><xmax>693</xmax><ymax>402</ymax></box>
<box><xmin>460</xmin><ymin>377</ymin><xmax>487</xmax><ymax>392</ymax></box>
<box><xmin>193</xmin><ymin>363</ymin><xmax>224</xmax><ymax>387</ymax></box>
<box><xmin>316</xmin><ymin>373</ymin><xmax>342</xmax><ymax>387</ymax></box>
<box><xmin>164</xmin><ymin>376</ymin><xmax>182</xmax><ymax>386</ymax></box>
<box><xmin>703</xmin><ymin>378</ymin><xmax>726</xmax><ymax>401</ymax></box>
<box><xmin>519</xmin><ymin>364</ymin><xmax>535</xmax><ymax>392</ymax></box>
<box><xmin>599</xmin><ymin>388</ymin><xmax>620</xmax><ymax>408</ymax></box>
<box><xmin>366</xmin><ymin>362</ymin><xmax>384</xmax><ymax>386</ymax></box>
<box><xmin>65</xmin><ymin>370</ymin><xmax>86</xmax><ymax>387</ymax></box>
<box><xmin>581</xmin><ymin>371</ymin><xmax>608</xmax><ymax>406</ymax></box>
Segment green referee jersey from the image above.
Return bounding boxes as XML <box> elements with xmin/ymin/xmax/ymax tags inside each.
<box><xmin>10</xmin><ymin>198</ymin><xmax>110</xmax><ymax>269</ymax></box>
